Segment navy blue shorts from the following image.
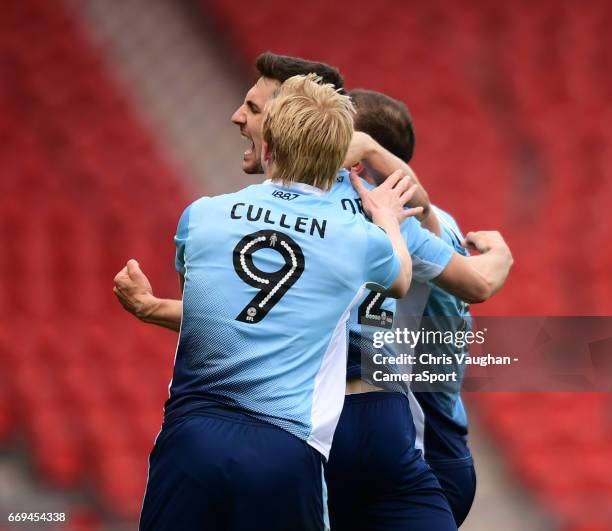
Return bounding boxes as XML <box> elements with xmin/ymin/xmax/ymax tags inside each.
<box><xmin>140</xmin><ymin>406</ymin><xmax>327</xmax><ymax>531</ymax></box>
<box><xmin>428</xmin><ymin>455</ymin><xmax>476</xmax><ymax>527</ymax></box>
<box><xmin>324</xmin><ymin>392</ymin><xmax>456</xmax><ymax>531</ymax></box>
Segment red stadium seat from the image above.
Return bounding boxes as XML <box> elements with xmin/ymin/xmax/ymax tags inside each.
<box><xmin>0</xmin><ymin>0</ymin><xmax>190</xmax><ymax>521</ymax></box>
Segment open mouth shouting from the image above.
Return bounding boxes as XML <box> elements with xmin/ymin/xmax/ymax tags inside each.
<box><xmin>241</xmin><ymin>130</ymin><xmax>255</xmax><ymax>160</ymax></box>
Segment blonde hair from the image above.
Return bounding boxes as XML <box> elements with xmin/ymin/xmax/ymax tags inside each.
<box><xmin>262</xmin><ymin>74</ymin><xmax>355</xmax><ymax>191</ymax></box>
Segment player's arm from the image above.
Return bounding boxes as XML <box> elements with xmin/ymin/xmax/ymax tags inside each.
<box><xmin>113</xmin><ymin>259</ymin><xmax>183</xmax><ymax>332</ymax></box>
<box><xmin>351</xmin><ymin>170</ymin><xmax>418</xmax><ymax>299</ymax></box>
<box><xmin>113</xmin><ymin>201</ymin><xmax>195</xmax><ymax>331</ymax></box>
<box><xmin>433</xmin><ymin>231</ymin><xmax>513</xmax><ymax>303</ymax></box>
<box><xmin>344</xmin><ymin>132</ymin><xmax>440</xmax><ymax>235</ymax></box>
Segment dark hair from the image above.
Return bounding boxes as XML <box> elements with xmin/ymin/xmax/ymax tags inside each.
<box><xmin>256</xmin><ymin>52</ymin><xmax>345</xmax><ymax>94</ymax></box>
<box><xmin>349</xmin><ymin>89</ymin><xmax>415</xmax><ymax>162</ymax></box>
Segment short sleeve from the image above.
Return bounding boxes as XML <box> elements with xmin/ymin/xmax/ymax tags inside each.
<box><xmin>401</xmin><ymin>217</ymin><xmax>454</xmax><ymax>282</ymax></box>
<box><xmin>174</xmin><ymin>204</ymin><xmax>192</xmax><ymax>275</ymax></box>
<box><xmin>363</xmin><ymin>221</ymin><xmax>401</xmax><ymax>289</ymax></box>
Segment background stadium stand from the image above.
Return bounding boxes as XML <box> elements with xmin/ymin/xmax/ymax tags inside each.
<box><xmin>0</xmin><ymin>0</ymin><xmax>609</xmax><ymax>529</ymax></box>
<box><xmin>1</xmin><ymin>0</ymin><xmax>190</xmax><ymax>526</ymax></box>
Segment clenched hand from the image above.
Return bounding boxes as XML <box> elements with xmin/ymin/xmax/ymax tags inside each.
<box><xmin>113</xmin><ymin>259</ymin><xmax>158</xmax><ymax>320</ymax></box>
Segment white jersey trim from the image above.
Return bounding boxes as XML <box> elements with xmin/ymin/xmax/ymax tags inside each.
<box><xmin>411</xmin><ymin>254</ymin><xmax>447</xmax><ymax>282</ymax></box>
<box><xmin>433</xmin><ymin>205</ymin><xmax>465</xmax><ymax>243</ymax></box>
<box><xmin>407</xmin><ymin>390</ymin><xmax>426</xmax><ymax>454</ymax></box>
<box><xmin>307</xmin><ymin>284</ymin><xmax>367</xmax><ymax>459</ymax></box>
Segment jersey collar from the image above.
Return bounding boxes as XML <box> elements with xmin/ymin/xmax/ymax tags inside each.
<box><xmin>262</xmin><ymin>169</ymin><xmax>350</xmax><ymax>196</ymax></box>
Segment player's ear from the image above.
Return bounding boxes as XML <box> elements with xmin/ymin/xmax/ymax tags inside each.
<box><xmin>262</xmin><ymin>141</ymin><xmax>273</xmax><ymax>163</ymax></box>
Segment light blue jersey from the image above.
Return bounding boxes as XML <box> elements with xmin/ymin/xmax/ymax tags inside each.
<box><xmin>327</xmin><ymin>173</ymin><xmax>455</xmax><ymax>383</ymax></box>
<box><xmin>165</xmin><ymin>177</ymin><xmax>400</xmax><ymax>458</ymax></box>
<box><xmin>413</xmin><ymin>205</ymin><xmax>472</xmax><ymax>460</ymax></box>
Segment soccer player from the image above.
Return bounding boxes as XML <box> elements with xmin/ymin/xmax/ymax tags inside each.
<box><xmin>412</xmin><ymin>218</ymin><xmax>477</xmax><ymax>527</ymax></box>
<box><xmin>115</xmin><ymin>53</ymin><xmax>509</xmax><ymax>530</ymax></box>
<box><xmin>325</xmin><ymin>177</ymin><xmax>510</xmax><ymax>529</ymax></box>
<box><xmin>133</xmin><ymin>74</ymin><xmax>416</xmax><ymax>531</ymax></box>
<box><xmin>325</xmin><ymin>88</ymin><xmax>511</xmax><ymax>529</ymax></box>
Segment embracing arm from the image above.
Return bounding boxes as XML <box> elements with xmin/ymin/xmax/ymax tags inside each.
<box><xmin>344</xmin><ymin>132</ymin><xmax>440</xmax><ymax>235</ymax></box>
<box><xmin>113</xmin><ymin>259</ymin><xmax>183</xmax><ymax>332</ymax></box>
<box><xmin>432</xmin><ymin>231</ymin><xmax>513</xmax><ymax>303</ymax></box>
<box><xmin>350</xmin><ymin>171</ymin><xmax>418</xmax><ymax>299</ymax></box>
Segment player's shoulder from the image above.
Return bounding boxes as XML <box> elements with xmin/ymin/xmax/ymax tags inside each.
<box><xmin>328</xmin><ymin>170</ymin><xmax>366</xmax><ymax>196</ymax></box>
<box><xmin>178</xmin><ymin>187</ymin><xmax>251</xmax><ymax>226</ymax></box>
<box><xmin>209</xmin><ymin>183</ymin><xmax>262</xmax><ymax>203</ymax></box>
<box><xmin>176</xmin><ymin>195</ymin><xmax>214</xmax><ymax>225</ymax></box>
<box><xmin>187</xmin><ymin>195</ymin><xmax>213</xmax><ymax>210</ymax></box>
<box><xmin>188</xmin><ymin>184</ymin><xmax>265</xmax><ymax>213</ymax></box>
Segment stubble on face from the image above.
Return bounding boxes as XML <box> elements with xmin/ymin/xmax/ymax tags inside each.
<box><xmin>233</xmin><ymin>77</ymin><xmax>281</xmax><ymax>175</ymax></box>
